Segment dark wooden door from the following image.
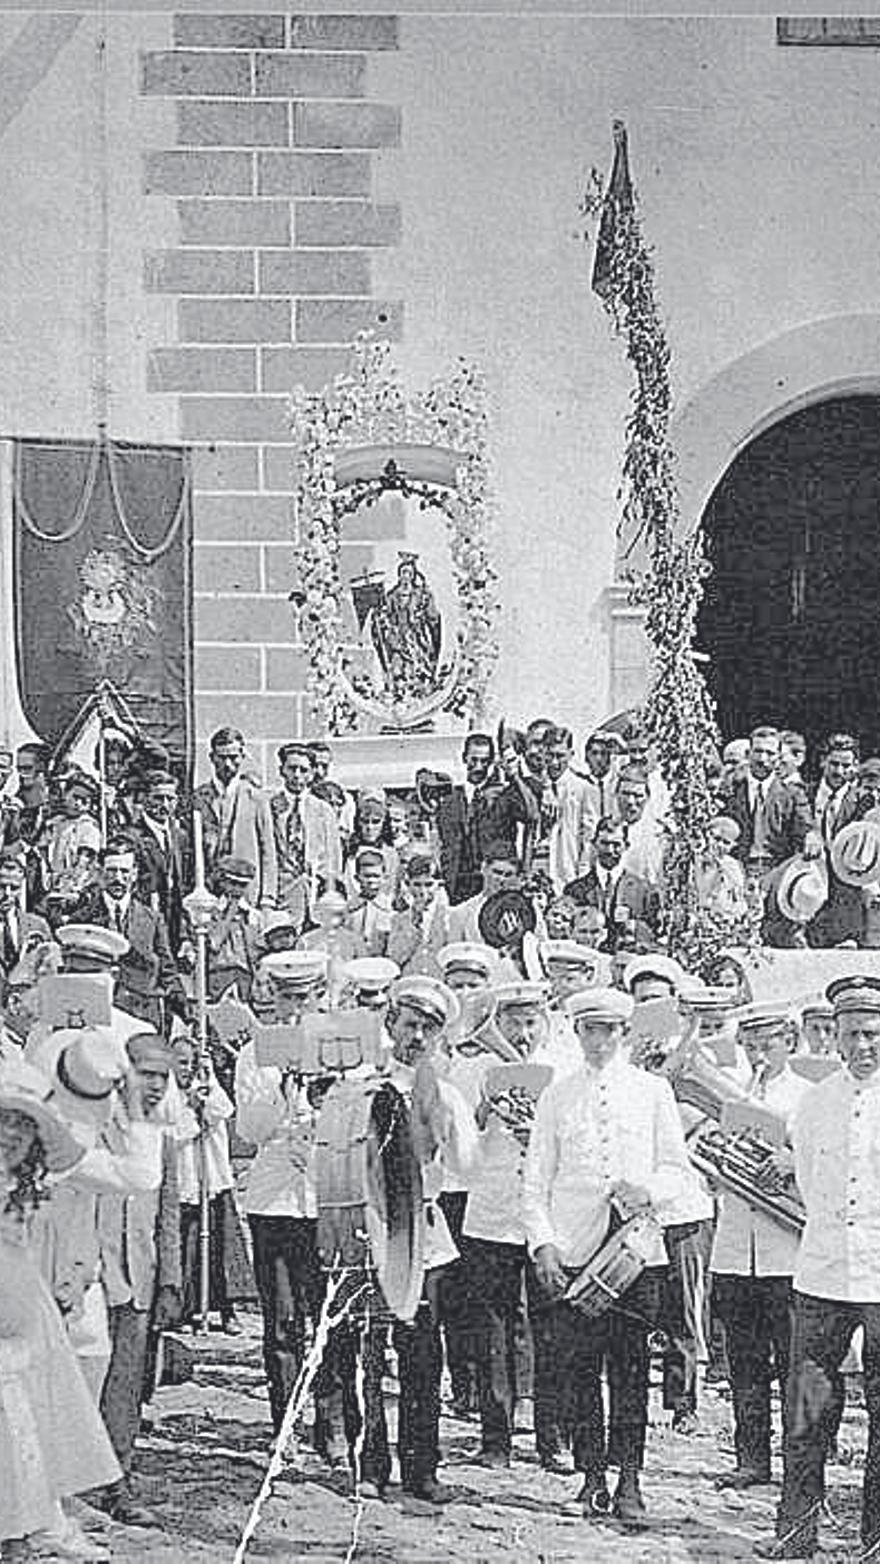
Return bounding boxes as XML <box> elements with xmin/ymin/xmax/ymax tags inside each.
<box><xmin>697</xmin><ymin>396</ymin><xmax>880</xmax><ymax>756</ymax></box>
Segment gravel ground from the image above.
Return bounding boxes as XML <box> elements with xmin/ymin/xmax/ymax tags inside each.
<box><xmin>69</xmin><ymin>1313</ymin><xmax>868</xmax><ymax>1564</ymax></box>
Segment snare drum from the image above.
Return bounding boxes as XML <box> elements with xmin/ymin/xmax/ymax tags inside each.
<box><xmin>564</xmin><ymin>1212</ymin><xmax>662</xmax><ymax>1320</ymax></box>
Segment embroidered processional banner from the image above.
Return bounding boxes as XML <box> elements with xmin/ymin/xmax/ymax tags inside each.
<box><xmin>12</xmin><ymin>436</ymin><xmax>193</xmax><ymax>767</ymax></box>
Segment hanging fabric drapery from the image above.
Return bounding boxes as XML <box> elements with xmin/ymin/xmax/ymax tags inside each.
<box><xmin>13</xmin><ymin>435</ymin><xmax>193</xmax><ymax>766</ymax></box>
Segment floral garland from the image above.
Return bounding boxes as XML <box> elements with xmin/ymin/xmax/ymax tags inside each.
<box><xmin>583</xmin><ymin>125</ymin><xmax>747</xmax><ymax>967</ymax></box>
<box><xmin>289</xmin><ymin>336</ymin><xmax>500</xmax><ymax>734</ymax></box>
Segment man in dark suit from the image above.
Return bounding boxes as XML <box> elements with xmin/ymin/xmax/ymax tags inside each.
<box><xmin>810</xmin><ymin>754</ymin><xmax>880</xmax><ymax>948</ymax></box>
<box><xmin>564</xmin><ymin>818</ymin><xmax>661</xmax><ymax>951</ymax></box>
<box><xmin>71</xmin><ymin>839</ymin><xmax>189</xmax><ymax>1033</ymax></box>
<box><xmin>0</xmin><ymin>847</ymin><xmax>53</xmax><ymax>983</ymax></box>
<box><xmin>436</xmin><ymin>733</ymin><xmax>533</xmax><ymax>905</ymax></box>
<box><xmin>719</xmin><ymin>726</ymin><xmax>820</xmax><ymax>871</ymax></box>
<box><xmin>132</xmin><ymin>768</ymin><xmax>190</xmax><ymax>954</ymax></box>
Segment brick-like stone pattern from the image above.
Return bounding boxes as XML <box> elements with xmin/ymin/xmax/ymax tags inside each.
<box><xmin>143</xmin><ymin>12</ymin><xmax>401</xmax><ymax>748</ymax></box>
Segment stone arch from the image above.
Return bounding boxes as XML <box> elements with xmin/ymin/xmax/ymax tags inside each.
<box><xmin>670</xmin><ymin>312</ymin><xmax>880</xmax><ymax>541</ymax></box>
<box><xmin>607</xmin><ymin>313</ymin><xmax>880</xmax><ymax>716</ymax></box>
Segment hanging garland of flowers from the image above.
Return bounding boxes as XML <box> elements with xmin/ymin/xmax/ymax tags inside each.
<box><xmin>290</xmin><ymin>335</ymin><xmax>500</xmax><ymax>734</ymax></box>
<box><xmin>583</xmin><ymin>124</ymin><xmax>758</xmax><ymax>967</ymax></box>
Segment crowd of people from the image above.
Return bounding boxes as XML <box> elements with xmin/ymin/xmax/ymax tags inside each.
<box><xmin>1</xmin><ymin>715</ymin><xmax>880</xmax><ymax>1560</ymax></box>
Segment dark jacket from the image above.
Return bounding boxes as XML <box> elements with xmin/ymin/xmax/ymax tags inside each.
<box><xmin>436</xmin><ymin>778</ymin><xmax>535</xmax><ymax>905</ymax></box>
<box><xmin>719</xmin><ymin>774</ymin><xmax>815</xmax><ymax>869</ymax></box>
<box><xmin>563</xmin><ymin>866</ymin><xmax>661</xmax><ymax>949</ymax></box>
<box><xmin>70</xmin><ymin>889</ymin><xmax>188</xmax><ymax>1031</ymax></box>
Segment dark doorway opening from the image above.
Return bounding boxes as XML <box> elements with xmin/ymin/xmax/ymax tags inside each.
<box><xmin>697</xmin><ymin>395</ymin><xmax>880</xmax><ymax>758</ymax></box>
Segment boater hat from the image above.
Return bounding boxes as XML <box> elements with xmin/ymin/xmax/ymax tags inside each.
<box><xmin>826</xmin><ymin>975</ymin><xmax>880</xmax><ymax>1015</ymax></box>
<box><xmin>776</xmin><ymin>855</ymin><xmax>829</xmax><ymax>924</ymax></box>
<box><xmin>437</xmin><ymin>943</ymin><xmax>495</xmax><ymax>982</ymax></box>
<box><xmin>390</xmin><ymin>975</ymin><xmax>460</xmax><ymax>1030</ymax></box>
<box><xmin>478</xmin><ymin>890</ymin><xmax>536</xmax><ymax>950</ymax></box>
<box><xmin>566</xmin><ymin>987</ymin><xmax>634</xmax><ymax>1026</ymax></box>
<box><xmin>622</xmin><ymin>953</ymin><xmax>684</xmax><ymax>994</ymax></box>
<box><xmin>0</xmin><ymin>1058</ymin><xmax>83</xmax><ymax>1173</ymax></box>
<box><xmin>831</xmin><ymin>820</ymin><xmax>880</xmax><ymax>888</ymax></box>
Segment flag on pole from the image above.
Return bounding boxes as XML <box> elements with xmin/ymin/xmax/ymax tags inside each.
<box><xmin>591</xmin><ymin>119</ymin><xmax>634</xmax><ymax>302</ymax></box>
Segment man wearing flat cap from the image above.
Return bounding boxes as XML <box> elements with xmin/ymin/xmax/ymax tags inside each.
<box><xmin>710</xmin><ymin>1002</ymin><xmax>809</xmax><ymax>1493</ymax></box>
<box><xmin>523</xmin><ymin>985</ymin><xmax>692</xmax><ymax>1526</ymax></box>
<box><xmin>233</xmin><ymin>948</ymin><xmax>346</xmax><ymax>1458</ymax></box>
<box><xmin>463</xmin><ymin>980</ymin><xmax>568</xmax><ymax>1475</ymax></box>
<box><xmin>350</xmin><ymin>976</ymin><xmax>477</xmax><ymax>1510</ymax></box>
<box><xmin>757</xmin><ymin>976</ymin><xmax>880</xmax><ymax>1560</ymax></box>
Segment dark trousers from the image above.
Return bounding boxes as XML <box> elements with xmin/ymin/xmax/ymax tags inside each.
<box><xmin>180</xmin><ymin>1192</ymin><xmax>250</xmax><ymax>1321</ymax></box>
<box><xmin>713</xmin><ymin>1273</ymin><xmax>792</xmax><ymax>1478</ymax></box>
<box><xmin>249</xmin><ymin>1213</ymin><xmax>346</xmax><ymax>1440</ymax></box>
<box><xmin>777</xmin><ymin>1291</ymin><xmax>880</xmax><ymax>1550</ymax></box>
<box><xmin>436</xmin><ymin>1192</ymin><xmax>477</xmax><ymax>1406</ymax></box>
<box><xmin>467</xmin><ymin>1237</ymin><xmax>562</xmax><ymax>1458</ymax></box>
<box><xmin>355</xmin><ymin>1284</ymin><xmax>444</xmax><ymax>1493</ymax></box>
<box><xmin>100</xmin><ymin>1303</ymin><xmax>151</xmax><ymax>1478</ymax></box>
<box><xmin>558</xmin><ymin>1270</ymin><xmax>659</xmax><ymax>1477</ymax></box>
<box><xmin>661</xmin><ymin>1219</ymin><xmax>712</xmax><ymax>1415</ymax></box>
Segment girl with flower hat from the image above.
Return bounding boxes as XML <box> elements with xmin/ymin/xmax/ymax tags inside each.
<box><xmin>0</xmin><ymin>1060</ymin><xmax>120</xmax><ymax>1561</ymax></box>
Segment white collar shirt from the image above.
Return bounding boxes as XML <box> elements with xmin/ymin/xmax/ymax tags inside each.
<box><xmin>234</xmin><ymin>1039</ymin><xmax>316</xmax><ymax>1218</ymax></box>
<box><xmin>522</xmin><ymin>1054</ymin><xmax>691</xmax><ymax>1269</ymax></box>
<box><xmin>793</xmin><ymin>1066</ymin><xmax>880</xmax><ymax>1302</ymax></box>
<box><xmin>710</xmin><ymin>1065</ymin><xmax>811</xmax><ymax>1278</ymax></box>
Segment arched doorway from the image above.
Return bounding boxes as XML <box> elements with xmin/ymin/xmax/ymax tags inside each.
<box><xmin>697</xmin><ymin>396</ymin><xmax>880</xmax><ymax>755</ymax></box>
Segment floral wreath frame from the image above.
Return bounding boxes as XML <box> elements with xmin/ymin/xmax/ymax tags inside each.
<box><xmin>289</xmin><ymin>336</ymin><xmax>500</xmax><ymax>734</ymax></box>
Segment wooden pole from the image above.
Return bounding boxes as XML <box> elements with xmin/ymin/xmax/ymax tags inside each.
<box><xmin>191</xmin><ymin>807</ymin><xmax>212</xmax><ymax>1332</ymax></box>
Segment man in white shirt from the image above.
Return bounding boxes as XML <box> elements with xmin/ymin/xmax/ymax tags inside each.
<box><xmin>524</xmin><ymin>985</ymin><xmax>691</xmax><ymax>1526</ymax></box>
<box><xmin>544</xmin><ymin>726</ymin><xmax>591</xmax><ymax>890</ymax></box>
<box><xmin>710</xmin><ymin>1003</ymin><xmax>810</xmax><ymax>1491</ymax></box>
<box><xmin>756</xmin><ymin>976</ymin><xmax>880</xmax><ymax>1561</ymax></box>
<box><xmin>234</xmin><ymin>949</ymin><xmax>340</xmax><ymax>1443</ymax></box>
<box><xmin>463</xmin><ymin>981</ymin><xmax>567</xmax><ymax>1474</ymax></box>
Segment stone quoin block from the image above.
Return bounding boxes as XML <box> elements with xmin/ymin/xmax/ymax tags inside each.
<box><xmin>194</xmin><ymin>543</ymin><xmax>263</xmax><ymax>594</ymax></box>
<box><xmin>194</xmin><ymin>493</ymin><xmax>294</xmax><ymax>542</ymax></box>
<box><xmin>194</xmin><ymin>694</ymin><xmax>301</xmax><ymax>743</ymax></box>
<box><xmin>195</xmin><ymin>595</ymin><xmax>295</xmax><ymax>643</ymax></box>
<box><xmin>258</xmin><ymin>250</ymin><xmax>370</xmax><ymax>296</ymax></box>
<box><xmin>289</xmin><ymin>15</ymin><xmax>399</xmax><ymax>51</ymax></box>
<box><xmin>294</xmin><ymin>200</ymin><xmax>400</xmax><ymax>248</ymax></box>
<box><xmin>295</xmin><ymin>297</ymin><xmax>403</xmax><ymax>343</ymax></box>
<box><xmin>178</xmin><ymin>298</ymin><xmax>291</xmax><ymax>343</ymax></box>
<box><xmin>293</xmin><ymin>102</ymin><xmax>401</xmax><ymax>149</ymax></box>
<box><xmin>257</xmin><ymin>151</ymin><xmax>369</xmax><ymax>197</ymax></box>
<box><xmin>173</xmin><ymin>14</ymin><xmax>286</xmax><ymax>49</ymax></box>
<box><xmin>254</xmin><ymin>52</ymin><xmax>366</xmax><ymax>98</ymax></box>
<box><xmin>144</xmin><ymin>151</ymin><xmax>253</xmax><ymax>198</ymax></box>
<box><xmin>191</xmin><ymin>445</ymin><xmax>260</xmax><ymax>490</ymax></box>
<box><xmin>263</xmin><ymin>542</ymin><xmax>300</xmax><ymax>594</ymax></box>
<box><xmin>147</xmin><ymin>347</ymin><xmax>257</xmax><ymax>394</ymax></box>
<box><xmin>181</xmin><ymin>395</ymin><xmax>291</xmax><ymax>442</ymax></box>
<box><xmin>145</xmin><ymin>249</ymin><xmax>255</xmax><ymax>296</ymax></box>
<box><xmin>261</xmin><ymin>444</ymin><xmax>298</xmax><ymax>491</ymax></box>
<box><xmin>178</xmin><ymin>200</ymin><xmax>291</xmax><ymax>249</ymax></box>
<box><xmin>194</xmin><ymin>644</ymin><xmax>263</xmax><ymax>693</ymax></box>
<box><xmin>141</xmin><ymin>50</ymin><xmax>251</xmax><ymax>97</ymax></box>
<box><xmin>177</xmin><ymin>101</ymin><xmax>289</xmax><ymax>149</ymax></box>
<box><xmin>260</xmin><ymin>346</ymin><xmax>350</xmax><ymax>395</ymax></box>
<box><xmin>265</xmin><ymin>647</ymin><xmax>310</xmax><ymax>691</ymax></box>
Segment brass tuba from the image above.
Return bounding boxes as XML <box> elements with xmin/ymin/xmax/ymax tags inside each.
<box><xmin>665</xmin><ymin>1032</ymin><xmax>805</xmax><ymax>1232</ymax></box>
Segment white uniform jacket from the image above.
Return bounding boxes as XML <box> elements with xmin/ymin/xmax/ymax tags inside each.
<box><xmin>235</xmin><ymin>1038</ymin><xmax>317</xmax><ymax>1218</ymax></box>
<box><xmin>710</xmin><ymin>1065</ymin><xmax>810</xmax><ymax>1278</ymax></box>
<box><xmin>793</xmin><ymin>1066</ymin><xmax>880</xmax><ymax>1303</ymax></box>
<box><xmin>522</xmin><ymin>1054</ymin><xmax>692</xmax><ymax>1269</ymax></box>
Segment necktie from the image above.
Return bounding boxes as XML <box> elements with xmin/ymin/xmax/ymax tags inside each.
<box><xmin>286</xmin><ymin>797</ymin><xmax>306</xmax><ymax>878</ymax></box>
<box><xmin>752</xmin><ymin>781</ymin><xmax>770</xmax><ymax>854</ymax></box>
<box><xmin>2</xmin><ymin>907</ymin><xmax>18</xmax><ymax>967</ymax></box>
